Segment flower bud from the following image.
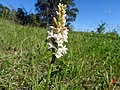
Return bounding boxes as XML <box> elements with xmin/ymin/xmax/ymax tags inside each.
<box><xmin>53</xmin><ymin>17</ymin><xmax>57</xmax><ymax>26</ymax></box>
<box><xmin>50</xmin><ymin>26</ymin><xmax>55</xmax><ymax>30</ymax></box>
<box><xmin>56</xmin><ymin>11</ymin><xmax>59</xmax><ymax>16</ymax></box>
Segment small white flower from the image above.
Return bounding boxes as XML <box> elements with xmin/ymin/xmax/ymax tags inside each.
<box><xmin>62</xmin><ymin>30</ymin><xmax>68</xmax><ymax>42</ymax></box>
<box><xmin>57</xmin><ymin>48</ymin><xmax>63</xmax><ymax>53</ymax></box>
<box><xmin>62</xmin><ymin>30</ymin><xmax>68</xmax><ymax>36</ymax></box>
<box><xmin>57</xmin><ymin>40</ymin><xmax>64</xmax><ymax>47</ymax></box>
<box><xmin>62</xmin><ymin>18</ymin><xmax>66</xmax><ymax>25</ymax></box>
<box><xmin>48</xmin><ymin>42</ymin><xmax>55</xmax><ymax>49</ymax></box>
<box><xmin>61</xmin><ymin>45</ymin><xmax>68</xmax><ymax>54</ymax></box>
<box><xmin>57</xmin><ymin>33</ymin><xmax>63</xmax><ymax>40</ymax></box>
<box><xmin>54</xmin><ymin>33</ymin><xmax>62</xmax><ymax>41</ymax></box>
<box><xmin>55</xmin><ymin>45</ymin><xmax>67</xmax><ymax>58</ymax></box>
<box><xmin>55</xmin><ymin>50</ymin><xmax>63</xmax><ymax>58</ymax></box>
<box><xmin>47</xmin><ymin>31</ymin><xmax>54</xmax><ymax>39</ymax></box>
<box><xmin>63</xmin><ymin>36</ymin><xmax>68</xmax><ymax>42</ymax></box>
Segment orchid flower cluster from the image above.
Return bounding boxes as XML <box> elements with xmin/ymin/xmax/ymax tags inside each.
<box><xmin>47</xmin><ymin>3</ymin><xmax>68</xmax><ymax>58</ymax></box>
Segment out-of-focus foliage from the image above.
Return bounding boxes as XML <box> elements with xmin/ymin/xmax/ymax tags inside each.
<box><xmin>0</xmin><ymin>4</ymin><xmax>10</xmax><ymax>19</ymax></box>
<box><xmin>97</xmin><ymin>22</ymin><xmax>106</xmax><ymax>33</ymax></box>
<box><xmin>0</xmin><ymin>4</ymin><xmax>40</xmax><ymax>26</ymax></box>
<box><xmin>35</xmin><ymin>0</ymin><xmax>79</xmax><ymax>27</ymax></box>
<box><xmin>0</xmin><ymin>1</ymin><xmax>79</xmax><ymax>28</ymax></box>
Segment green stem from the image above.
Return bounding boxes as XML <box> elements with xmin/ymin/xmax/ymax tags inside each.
<box><xmin>45</xmin><ymin>63</ymin><xmax>53</xmax><ymax>90</ymax></box>
<box><xmin>45</xmin><ymin>54</ymin><xmax>56</xmax><ymax>90</ymax></box>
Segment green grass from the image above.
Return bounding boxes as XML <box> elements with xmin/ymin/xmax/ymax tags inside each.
<box><xmin>0</xmin><ymin>19</ymin><xmax>120</xmax><ymax>90</ymax></box>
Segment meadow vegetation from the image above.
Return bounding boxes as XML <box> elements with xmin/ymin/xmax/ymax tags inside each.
<box><xmin>0</xmin><ymin>19</ymin><xmax>120</xmax><ymax>89</ymax></box>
